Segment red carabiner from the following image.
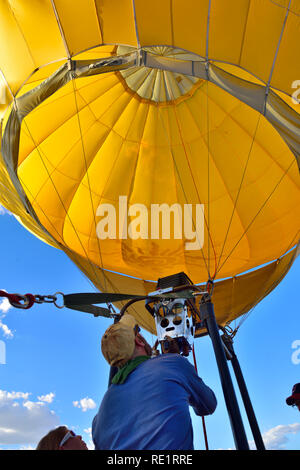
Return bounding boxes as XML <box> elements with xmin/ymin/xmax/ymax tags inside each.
<box><xmin>0</xmin><ymin>290</ymin><xmax>36</xmax><ymax>309</ymax></box>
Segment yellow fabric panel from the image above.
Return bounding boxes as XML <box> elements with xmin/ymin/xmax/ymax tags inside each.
<box><xmin>212</xmin><ymin>244</ymin><xmax>299</xmax><ymax>326</ymax></box>
<box><xmin>134</xmin><ymin>0</ymin><xmax>174</xmax><ymax>46</ymax></box>
<box><xmin>0</xmin><ymin>1</ymin><xmax>299</xmax><ymax>99</ymax></box>
<box><xmin>18</xmin><ymin>81</ymin><xmax>81</xmax><ymax>166</ymax></box>
<box><xmin>0</xmin><ymin>1</ymin><xmax>35</xmax><ymax>95</ymax></box>
<box><xmin>53</xmin><ymin>0</ymin><xmax>102</xmax><ymax>56</ymax></box>
<box><xmin>208</xmin><ymin>0</ymin><xmax>251</xmax><ymax>64</ymax></box>
<box><xmin>0</xmin><ymin>0</ymin><xmax>65</xmax><ymax>95</ymax></box>
<box><xmin>0</xmin><ymin>2</ymin><xmax>299</xmax><ymax>329</ymax></box>
<box><xmin>7</xmin><ymin>0</ymin><xmax>65</xmax><ymax>65</ymax></box>
<box><xmin>2</xmin><ymin>97</ymin><xmax>298</xmax><ymax>333</ymax></box>
<box><xmin>270</xmin><ymin>8</ymin><xmax>300</xmax><ymax>95</ymax></box>
<box><xmin>96</xmin><ymin>0</ymin><xmax>137</xmax><ymax>47</ymax></box>
<box><xmin>14</xmin><ymin>72</ymin><xmax>300</xmax><ymax>285</ymax></box>
<box><xmin>239</xmin><ymin>0</ymin><xmax>288</xmax><ymax>85</ymax></box>
<box><xmin>290</xmin><ymin>0</ymin><xmax>300</xmax><ymax>14</ymax></box>
<box><xmin>73</xmin><ymin>45</ymin><xmax>117</xmax><ymax>61</ymax></box>
<box><xmin>171</xmin><ymin>0</ymin><xmax>209</xmax><ymax>57</ymax></box>
<box><xmin>64</xmin><ymin>244</ymin><xmax>298</xmax><ymax>334</ymax></box>
<box><xmin>134</xmin><ymin>0</ymin><xmax>210</xmax><ymax>57</ymax></box>
<box><xmin>0</xmin><ymin>75</ymin><xmax>13</xmax><ymax>120</ymax></box>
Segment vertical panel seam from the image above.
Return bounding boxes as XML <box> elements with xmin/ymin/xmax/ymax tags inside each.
<box><xmin>132</xmin><ymin>0</ymin><xmax>141</xmax><ymax>49</ymax></box>
<box><xmin>50</xmin><ymin>0</ymin><xmax>71</xmax><ymax>59</ymax></box>
<box><xmin>264</xmin><ymin>0</ymin><xmax>292</xmax><ymax>113</ymax></box>
<box><xmin>93</xmin><ymin>0</ymin><xmax>104</xmax><ymax>44</ymax></box>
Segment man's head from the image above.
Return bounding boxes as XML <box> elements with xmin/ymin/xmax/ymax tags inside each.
<box><xmin>286</xmin><ymin>383</ymin><xmax>300</xmax><ymax>411</ymax></box>
<box><xmin>101</xmin><ymin>314</ymin><xmax>152</xmax><ymax>367</ymax></box>
<box><xmin>132</xmin><ymin>332</ymin><xmax>153</xmax><ymax>359</ymax></box>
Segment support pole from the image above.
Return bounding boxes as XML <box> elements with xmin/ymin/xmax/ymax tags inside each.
<box><xmin>222</xmin><ymin>334</ymin><xmax>265</xmax><ymax>450</ymax></box>
<box><xmin>200</xmin><ymin>299</ymin><xmax>249</xmax><ymax>450</ymax></box>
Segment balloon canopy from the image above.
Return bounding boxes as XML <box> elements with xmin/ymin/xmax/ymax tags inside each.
<box><xmin>0</xmin><ymin>0</ymin><xmax>299</xmax><ymax>332</ymax></box>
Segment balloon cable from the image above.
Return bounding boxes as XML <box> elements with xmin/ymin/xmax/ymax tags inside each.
<box><xmin>192</xmin><ymin>345</ymin><xmax>209</xmax><ymax>450</ymax></box>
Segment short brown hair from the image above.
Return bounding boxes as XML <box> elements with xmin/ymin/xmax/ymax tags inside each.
<box><xmin>36</xmin><ymin>426</ymin><xmax>68</xmax><ymax>450</ymax></box>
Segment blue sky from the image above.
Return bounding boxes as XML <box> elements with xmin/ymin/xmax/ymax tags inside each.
<box><xmin>0</xmin><ymin>205</ymin><xmax>299</xmax><ymax>450</ymax></box>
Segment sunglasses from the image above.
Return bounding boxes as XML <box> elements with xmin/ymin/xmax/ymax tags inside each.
<box><xmin>59</xmin><ymin>430</ymin><xmax>76</xmax><ymax>448</ymax></box>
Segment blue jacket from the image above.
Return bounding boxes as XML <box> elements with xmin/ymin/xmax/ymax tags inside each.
<box><xmin>92</xmin><ymin>354</ymin><xmax>217</xmax><ymax>450</ymax></box>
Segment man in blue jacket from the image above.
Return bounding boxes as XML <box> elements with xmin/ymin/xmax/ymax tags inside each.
<box><xmin>92</xmin><ymin>313</ymin><xmax>217</xmax><ymax>450</ymax></box>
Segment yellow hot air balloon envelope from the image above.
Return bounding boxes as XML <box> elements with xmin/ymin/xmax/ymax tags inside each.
<box><xmin>0</xmin><ymin>0</ymin><xmax>299</xmax><ymax>333</ymax></box>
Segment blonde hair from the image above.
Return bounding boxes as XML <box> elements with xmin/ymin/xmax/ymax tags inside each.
<box><xmin>36</xmin><ymin>426</ymin><xmax>68</xmax><ymax>450</ymax></box>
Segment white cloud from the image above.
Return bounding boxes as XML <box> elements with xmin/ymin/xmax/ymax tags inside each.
<box><xmin>0</xmin><ymin>298</ymin><xmax>11</xmax><ymax>315</ymax></box>
<box><xmin>0</xmin><ymin>391</ymin><xmax>30</xmax><ymax>402</ymax></box>
<box><xmin>82</xmin><ymin>427</ymin><xmax>94</xmax><ymax>449</ymax></box>
<box><xmin>37</xmin><ymin>393</ymin><xmax>55</xmax><ymax>404</ymax></box>
<box><xmin>249</xmin><ymin>423</ymin><xmax>300</xmax><ymax>450</ymax></box>
<box><xmin>0</xmin><ymin>390</ymin><xmax>60</xmax><ymax>446</ymax></box>
<box><xmin>87</xmin><ymin>439</ymin><xmax>95</xmax><ymax>450</ymax></box>
<box><xmin>73</xmin><ymin>397</ymin><xmax>96</xmax><ymax>412</ymax></box>
<box><xmin>0</xmin><ymin>320</ymin><xmax>13</xmax><ymax>338</ymax></box>
<box><xmin>0</xmin><ymin>206</ymin><xmax>11</xmax><ymax>216</ymax></box>
<box><xmin>84</xmin><ymin>427</ymin><xmax>92</xmax><ymax>436</ymax></box>
<box><xmin>23</xmin><ymin>401</ymin><xmax>45</xmax><ymax>411</ymax></box>
<box><xmin>0</xmin><ymin>294</ymin><xmax>13</xmax><ymax>338</ymax></box>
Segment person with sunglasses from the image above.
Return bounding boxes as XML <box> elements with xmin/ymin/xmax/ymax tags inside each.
<box><xmin>36</xmin><ymin>426</ymin><xmax>88</xmax><ymax>450</ymax></box>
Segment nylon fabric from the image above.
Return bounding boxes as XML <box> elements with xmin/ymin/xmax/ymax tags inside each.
<box><xmin>0</xmin><ymin>1</ymin><xmax>299</xmax><ymax>331</ymax></box>
<box><xmin>92</xmin><ymin>353</ymin><xmax>217</xmax><ymax>450</ymax></box>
